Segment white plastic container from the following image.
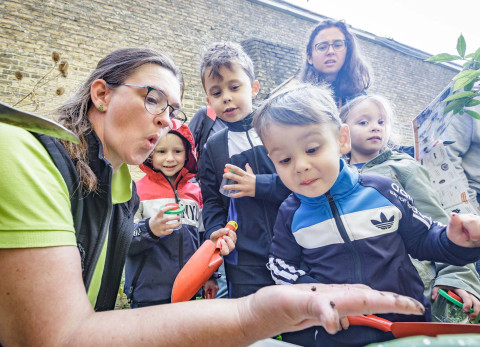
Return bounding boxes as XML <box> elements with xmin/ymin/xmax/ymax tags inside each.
<box><xmin>162</xmin><ymin>203</ymin><xmax>184</xmax><ymax>230</ymax></box>
<box><xmin>219</xmin><ymin>167</ymin><xmax>239</xmax><ymax>197</ymax></box>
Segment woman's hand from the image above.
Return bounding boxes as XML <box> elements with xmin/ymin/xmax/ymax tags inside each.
<box><xmin>239</xmin><ymin>283</ymin><xmax>425</xmax><ymax>337</ymax></box>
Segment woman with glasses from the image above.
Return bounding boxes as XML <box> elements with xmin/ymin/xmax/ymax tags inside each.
<box><xmin>0</xmin><ymin>47</ymin><xmax>425</xmax><ymax>346</ymax></box>
<box><xmin>298</xmin><ymin>19</ymin><xmax>371</xmax><ymax>108</ymax></box>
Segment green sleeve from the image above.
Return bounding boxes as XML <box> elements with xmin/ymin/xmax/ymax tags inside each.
<box><xmin>0</xmin><ymin>123</ymin><xmax>76</xmax><ymax>248</ymax></box>
<box><xmin>402</xmin><ymin>159</ymin><xmax>480</xmax><ymax>300</ymax></box>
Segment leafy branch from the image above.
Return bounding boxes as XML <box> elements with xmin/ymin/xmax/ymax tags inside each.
<box><xmin>426</xmin><ymin>34</ymin><xmax>480</xmax><ymax>119</ymax></box>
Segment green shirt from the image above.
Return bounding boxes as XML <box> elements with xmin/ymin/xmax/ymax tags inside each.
<box><xmin>0</xmin><ymin>123</ymin><xmax>75</xmax><ymax>246</ymax></box>
<box><xmin>0</xmin><ymin>123</ymin><xmax>133</xmax><ymax>308</ymax></box>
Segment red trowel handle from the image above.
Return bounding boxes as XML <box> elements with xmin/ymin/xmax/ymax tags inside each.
<box><xmin>208</xmin><ymin>221</ymin><xmax>238</xmax><ymax>276</ymax></box>
<box><xmin>171</xmin><ymin>221</ymin><xmax>238</xmax><ymax>303</ymax></box>
<box><xmin>215</xmin><ymin>220</ymin><xmax>238</xmax><ymax>249</ymax></box>
<box><xmin>348</xmin><ymin>315</ymin><xmax>393</xmax><ymax>332</ymax></box>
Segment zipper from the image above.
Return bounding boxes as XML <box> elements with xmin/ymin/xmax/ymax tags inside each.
<box><xmin>246</xmin><ymin>128</ymin><xmax>272</xmax><ymax>242</ymax></box>
<box><xmin>326</xmin><ymin>191</ymin><xmax>363</xmax><ymax>283</ymax></box>
<box><xmin>158</xmin><ymin>170</ymin><xmax>184</xmax><ymax>270</ymax></box>
<box><xmin>174</xmin><ymin>179</ymin><xmax>183</xmax><ymax>271</ymax></box>
<box><xmin>83</xmin><ymin>168</ymin><xmax>113</xmax><ymax>291</ymax></box>
<box><xmin>98</xmin><ymin>206</ymin><xmax>135</xmax><ymax>310</ymax></box>
<box><xmin>128</xmin><ymin>252</ymin><xmax>148</xmax><ymax>303</ymax></box>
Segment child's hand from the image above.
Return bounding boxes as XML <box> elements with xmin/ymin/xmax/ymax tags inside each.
<box><xmin>432</xmin><ymin>286</ymin><xmax>480</xmax><ymax>321</ymax></box>
<box><xmin>204</xmin><ymin>279</ymin><xmax>219</xmax><ymax>299</ymax></box>
<box><xmin>148</xmin><ymin>205</ymin><xmax>181</xmax><ymax>237</ymax></box>
<box><xmin>223</xmin><ymin>163</ymin><xmax>256</xmax><ymax>198</ymax></box>
<box><xmin>210</xmin><ymin>226</ymin><xmax>237</xmax><ymax>255</ymax></box>
<box><xmin>446</xmin><ymin>213</ymin><xmax>480</xmax><ymax>248</ymax></box>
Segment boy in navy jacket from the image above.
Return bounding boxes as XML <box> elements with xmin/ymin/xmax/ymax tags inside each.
<box><xmin>198</xmin><ymin>41</ymin><xmax>291</xmax><ymax>298</ymax></box>
<box><xmin>253</xmin><ymin>84</ymin><xmax>480</xmax><ymax>347</ymax></box>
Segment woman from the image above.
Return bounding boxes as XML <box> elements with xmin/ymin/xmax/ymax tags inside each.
<box><xmin>299</xmin><ymin>19</ymin><xmax>371</xmax><ymax>107</ymax></box>
<box><xmin>0</xmin><ymin>48</ymin><xmax>424</xmax><ymax>346</ymax></box>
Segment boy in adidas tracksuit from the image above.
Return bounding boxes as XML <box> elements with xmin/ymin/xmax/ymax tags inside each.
<box><xmin>253</xmin><ymin>84</ymin><xmax>480</xmax><ymax>347</ymax></box>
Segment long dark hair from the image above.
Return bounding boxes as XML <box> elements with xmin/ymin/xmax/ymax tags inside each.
<box><xmin>298</xmin><ymin>20</ymin><xmax>371</xmax><ymax>99</ymax></box>
<box><xmin>57</xmin><ymin>48</ymin><xmax>183</xmax><ymax>192</ymax></box>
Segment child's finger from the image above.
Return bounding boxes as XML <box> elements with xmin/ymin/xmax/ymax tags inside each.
<box><xmin>225</xmin><ymin>163</ymin><xmax>244</xmax><ymax>174</ymax></box>
<box><xmin>218</xmin><ymin>239</ymin><xmax>229</xmax><ymax>255</ymax></box>
<box><xmin>156</xmin><ymin>204</ymin><xmax>177</xmax><ymax>217</ymax></box>
<box><xmin>221</xmin><ymin>237</ymin><xmax>236</xmax><ymax>255</ymax></box>
<box><xmin>244</xmin><ymin>163</ymin><xmax>254</xmax><ymax>174</ymax></box>
<box><xmin>462</xmin><ymin>215</ymin><xmax>480</xmax><ymax>244</ymax></box>
<box><xmin>469</xmin><ymin>298</ymin><xmax>480</xmax><ymax>321</ymax></box>
<box><xmin>225</xmin><ymin>235</ymin><xmax>236</xmax><ymax>249</ymax></box>
<box><xmin>227</xmin><ymin>229</ymin><xmax>237</xmax><ymax>244</ymax></box>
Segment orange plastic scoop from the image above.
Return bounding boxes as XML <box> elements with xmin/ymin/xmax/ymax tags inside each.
<box><xmin>348</xmin><ymin>314</ymin><xmax>480</xmax><ymax>338</ymax></box>
<box><xmin>171</xmin><ymin>221</ymin><xmax>238</xmax><ymax>303</ymax></box>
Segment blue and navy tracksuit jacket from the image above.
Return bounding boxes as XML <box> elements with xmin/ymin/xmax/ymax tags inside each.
<box><xmin>268</xmin><ymin>159</ymin><xmax>479</xmax><ymax>346</ymax></box>
<box><xmin>199</xmin><ymin>113</ymin><xmax>291</xmax><ymax>298</ymax></box>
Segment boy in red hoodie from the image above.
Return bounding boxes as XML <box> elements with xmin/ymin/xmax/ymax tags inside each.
<box><xmin>124</xmin><ymin>124</ymin><xmax>222</xmax><ymax>307</ymax></box>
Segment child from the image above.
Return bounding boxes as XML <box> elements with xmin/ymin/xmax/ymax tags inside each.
<box><xmin>189</xmin><ymin>105</ymin><xmax>226</xmax><ymax>168</ymax></box>
<box><xmin>124</xmin><ymin>125</ymin><xmax>221</xmax><ymax>307</ymax></box>
<box><xmin>440</xmin><ymin>108</ymin><xmax>480</xmax><ymax>274</ymax></box>
<box><xmin>340</xmin><ymin>94</ymin><xmax>480</xmax><ymax>319</ymax></box>
<box><xmin>253</xmin><ymin>84</ymin><xmax>480</xmax><ymax>346</ymax></box>
<box><xmin>198</xmin><ymin>41</ymin><xmax>291</xmax><ymax>298</ymax></box>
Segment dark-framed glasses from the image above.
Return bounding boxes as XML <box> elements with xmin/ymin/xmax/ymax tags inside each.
<box><xmin>106</xmin><ymin>82</ymin><xmax>187</xmax><ymax>129</ymax></box>
<box><xmin>314</xmin><ymin>40</ymin><xmax>347</xmax><ymax>53</ymax></box>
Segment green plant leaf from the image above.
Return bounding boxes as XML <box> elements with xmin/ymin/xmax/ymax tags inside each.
<box><xmin>467</xmin><ymin>99</ymin><xmax>480</xmax><ymax>107</ymax></box>
<box><xmin>453</xmin><ymin>77</ymin><xmax>477</xmax><ymax>92</ymax></box>
<box><xmin>425</xmin><ymin>53</ymin><xmax>462</xmax><ymax>63</ymax></box>
<box><xmin>457</xmin><ymin>34</ymin><xmax>466</xmax><ymax>58</ymax></box>
<box><xmin>443</xmin><ymin>99</ymin><xmax>467</xmax><ymax>114</ymax></box>
<box><xmin>470</xmin><ymin>70</ymin><xmax>480</xmax><ymax>78</ymax></box>
<box><xmin>474</xmin><ymin>48</ymin><xmax>480</xmax><ymax>62</ymax></box>
<box><xmin>463</xmin><ymin>80</ymin><xmax>476</xmax><ymax>92</ymax></box>
<box><xmin>452</xmin><ymin>69</ymin><xmax>479</xmax><ymax>81</ymax></box>
<box><xmin>445</xmin><ymin>91</ymin><xmax>476</xmax><ymax>101</ymax></box>
<box><xmin>465</xmin><ymin>110</ymin><xmax>480</xmax><ymax>119</ymax></box>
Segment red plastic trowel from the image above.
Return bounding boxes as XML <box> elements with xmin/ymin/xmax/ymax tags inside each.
<box><xmin>171</xmin><ymin>221</ymin><xmax>238</xmax><ymax>303</ymax></box>
<box><xmin>348</xmin><ymin>314</ymin><xmax>480</xmax><ymax>338</ymax></box>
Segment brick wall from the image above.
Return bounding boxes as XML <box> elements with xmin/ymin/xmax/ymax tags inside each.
<box><xmin>1</xmin><ymin>0</ymin><xmax>457</xmax><ymax>147</ymax></box>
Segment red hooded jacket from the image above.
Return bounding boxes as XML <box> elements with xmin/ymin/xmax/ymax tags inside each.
<box><xmin>124</xmin><ymin>124</ymin><xmax>204</xmax><ymax>305</ymax></box>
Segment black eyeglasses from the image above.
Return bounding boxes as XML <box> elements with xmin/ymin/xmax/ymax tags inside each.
<box><xmin>106</xmin><ymin>82</ymin><xmax>187</xmax><ymax>129</ymax></box>
<box><xmin>314</xmin><ymin>40</ymin><xmax>347</xmax><ymax>53</ymax></box>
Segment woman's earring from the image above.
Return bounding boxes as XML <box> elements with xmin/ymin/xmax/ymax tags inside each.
<box><xmin>98</xmin><ymin>105</ymin><xmax>104</xmax><ymax>111</ymax></box>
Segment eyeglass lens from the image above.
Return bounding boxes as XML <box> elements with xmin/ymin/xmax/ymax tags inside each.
<box><xmin>145</xmin><ymin>89</ymin><xmax>186</xmax><ymax>126</ymax></box>
<box><xmin>145</xmin><ymin>89</ymin><xmax>168</xmax><ymax>115</ymax></box>
<box><xmin>315</xmin><ymin>40</ymin><xmax>346</xmax><ymax>53</ymax></box>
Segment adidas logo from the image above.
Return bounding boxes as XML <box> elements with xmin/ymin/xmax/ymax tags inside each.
<box><xmin>371</xmin><ymin>212</ymin><xmax>395</xmax><ymax>230</ymax></box>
